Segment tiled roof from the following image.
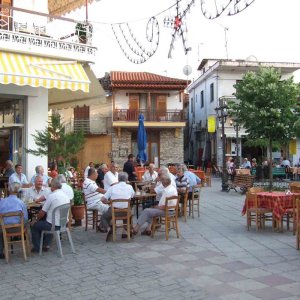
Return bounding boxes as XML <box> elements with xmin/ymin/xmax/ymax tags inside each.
<box><xmin>110</xmin><ymin>71</ymin><xmax>189</xmax><ymax>90</ymax></box>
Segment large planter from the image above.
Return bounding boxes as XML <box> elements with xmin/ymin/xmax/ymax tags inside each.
<box><xmin>71</xmin><ymin>204</ymin><xmax>85</xmax><ymax>226</ymax></box>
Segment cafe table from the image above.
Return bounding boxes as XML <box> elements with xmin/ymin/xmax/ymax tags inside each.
<box><xmin>133</xmin><ymin>192</ymin><xmax>156</xmax><ymax>218</ymax></box>
<box><xmin>242</xmin><ymin>191</ymin><xmax>297</xmax><ymax>229</ymax></box>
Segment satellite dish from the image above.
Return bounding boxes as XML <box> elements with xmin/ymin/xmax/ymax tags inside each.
<box><xmin>183</xmin><ymin>65</ymin><xmax>192</xmax><ymax>76</ymax></box>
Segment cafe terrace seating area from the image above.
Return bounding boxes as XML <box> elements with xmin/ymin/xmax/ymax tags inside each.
<box><xmin>2</xmin><ymin>164</ymin><xmax>300</xmax><ymax>266</ymax></box>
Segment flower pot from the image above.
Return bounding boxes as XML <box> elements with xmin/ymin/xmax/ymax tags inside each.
<box><xmin>71</xmin><ymin>204</ymin><xmax>85</xmax><ymax>224</ymax></box>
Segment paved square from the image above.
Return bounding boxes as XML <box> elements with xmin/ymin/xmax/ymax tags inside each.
<box><xmin>1</xmin><ymin>177</ymin><xmax>299</xmax><ymax>299</ymax></box>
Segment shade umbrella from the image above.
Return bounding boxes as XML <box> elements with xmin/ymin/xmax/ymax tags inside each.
<box><xmin>137</xmin><ymin>114</ymin><xmax>147</xmax><ymax>164</ymax></box>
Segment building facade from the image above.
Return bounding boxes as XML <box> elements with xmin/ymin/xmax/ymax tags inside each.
<box><xmin>0</xmin><ymin>0</ymin><xmax>97</xmax><ymax>178</ymax></box>
<box><xmin>186</xmin><ymin>58</ymin><xmax>300</xmax><ymax>168</ymax></box>
<box><xmin>102</xmin><ymin>71</ymin><xmax>188</xmax><ymax>167</ymax></box>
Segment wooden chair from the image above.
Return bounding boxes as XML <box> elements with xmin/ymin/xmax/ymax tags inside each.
<box><xmin>83</xmin><ymin>195</ymin><xmax>101</xmax><ymax>231</ymax></box>
<box><xmin>191</xmin><ymin>185</ymin><xmax>201</xmax><ymax>218</ymax></box>
<box><xmin>205</xmin><ymin>168</ymin><xmax>212</xmax><ymax>187</ymax></box>
<box><xmin>284</xmin><ymin>183</ymin><xmax>300</xmax><ymax>234</ymax></box>
<box><xmin>39</xmin><ymin>203</ymin><xmax>75</xmax><ymax>258</ymax></box>
<box><xmin>151</xmin><ymin>196</ymin><xmax>180</xmax><ymax>241</ymax></box>
<box><xmin>181</xmin><ymin>188</ymin><xmax>189</xmax><ymax>222</ymax></box>
<box><xmin>111</xmin><ymin>199</ymin><xmax>132</xmax><ymax>242</ymax></box>
<box><xmin>296</xmin><ymin>198</ymin><xmax>300</xmax><ymax>250</ymax></box>
<box><xmin>0</xmin><ymin>211</ymin><xmax>30</xmax><ymax>263</ymax></box>
<box><xmin>246</xmin><ymin>192</ymin><xmax>274</xmax><ymax>231</ymax></box>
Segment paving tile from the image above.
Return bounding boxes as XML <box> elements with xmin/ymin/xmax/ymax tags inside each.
<box><xmin>236</xmin><ymin>267</ymin><xmax>272</xmax><ymax>278</ymax></box>
<box><xmin>220</xmin><ymin>292</ymin><xmax>261</xmax><ymax>300</ymax></box>
<box><xmin>248</xmin><ymin>287</ymin><xmax>293</xmax><ymax>300</ymax></box>
<box><xmin>185</xmin><ymin>275</ymin><xmax>223</xmax><ymax>287</ymax></box>
<box><xmin>255</xmin><ymin>274</ymin><xmax>295</xmax><ymax>286</ymax></box>
<box><xmin>134</xmin><ymin>251</ymin><xmax>164</xmax><ymax>259</ymax></box>
<box><xmin>228</xmin><ymin>279</ymin><xmax>268</xmax><ymax>291</ymax></box>
<box><xmin>212</xmin><ymin>271</ymin><xmax>248</xmax><ymax>283</ymax></box>
<box><xmin>169</xmin><ymin>254</ymin><xmax>198</xmax><ymax>262</ymax></box>
<box><xmin>220</xmin><ymin>261</ymin><xmax>251</xmax><ymax>271</ymax></box>
<box><xmin>276</xmin><ymin>282</ymin><xmax>300</xmax><ymax>296</ymax></box>
<box><xmin>195</xmin><ymin>265</ymin><xmax>230</xmax><ymax>275</ymax></box>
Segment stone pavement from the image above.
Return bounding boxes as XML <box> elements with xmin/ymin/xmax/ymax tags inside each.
<box><xmin>1</xmin><ymin>178</ymin><xmax>300</xmax><ymax>300</ymax></box>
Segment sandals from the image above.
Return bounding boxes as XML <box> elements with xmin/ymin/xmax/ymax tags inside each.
<box><xmin>141</xmin><ymin>229</ymin><xmax>151</xmax><ymax>236</ymax></box>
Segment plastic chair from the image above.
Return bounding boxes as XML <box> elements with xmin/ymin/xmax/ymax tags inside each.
<box><xmin>0</xmin><ymin>211</ymin><xmax>30</xmax><ymax>263</ymax></box>
<box><xmin>151</xmin><ymin>196</ymin><xmax>180</xmax><ymax>241</ymax></box>
<box><xmin>111</xmin><ymin>199</ymin><xmax>132</xmax><ymax>242</ymax></box>
<box><xmin>39</xmin><ymin>203</ymin><xmax>75</xmax><ymax>258</ymax></box>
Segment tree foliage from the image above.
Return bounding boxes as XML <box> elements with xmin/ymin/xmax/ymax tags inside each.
<box><xmin>229</xmin><ymin>67</ymin><xmax>300</xmax><ymax>143</ymax></box>
<box><xmin>228</xmin><ymin>67</ymin><xmax>300</xmax><ymax>187</ymax></box>
<box><xmin>26</xmin><ymin>113</ymin><xmax>85</xmax><ymax>165</ymax></box>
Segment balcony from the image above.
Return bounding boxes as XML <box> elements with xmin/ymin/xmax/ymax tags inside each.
<box><xmin>0</xmin><ymin>5</ymin><xmax>96</xmax><ymax>63</ymax></box>
<box><xmin>65</xmin><ymin>117</ymin><xmax>112</xmax><ymax>135</ymax></box>
<box><xmin>113</xmin><ymin>109</ymin><xmax>186</xmax><ymax>128</ymax></box>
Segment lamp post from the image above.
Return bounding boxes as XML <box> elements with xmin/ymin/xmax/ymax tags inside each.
<box><xmin>230</xmin><ymin>119</ymin><xmax>241</xmax><ymax>168</ymax></box>
<box><xmin>215</xmin><ymin>97</ymin><xmax>229</xmax><ymax>192</ymax></box>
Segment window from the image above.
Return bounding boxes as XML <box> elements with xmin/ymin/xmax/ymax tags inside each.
<box><xmin>210</xmin><ymin>83</ymin><xmax>214</xmax><ymax>103</ymax></box>
<box><xmin>191</xmin><ymin>97</ymin><xmax>194</xmax><ymax>114</ymax></box>
<box><xmin>74</xmin><ymin>105</ymin><xmax>90</xmax><ymax>133</ymax></box>
<box><xmin>200</xmin><ymin>90</ymin><xmax>204</xmax><ymax>108</ymax></box>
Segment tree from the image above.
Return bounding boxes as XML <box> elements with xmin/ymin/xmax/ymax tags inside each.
<box><xmin>26</xmin><ymin>113</ymin><xmax>85</xmax><ymax>168</ymax></box>
<box><xmin>229</xmin><ymin>67</ymin><xmax>300</xmax><ymax>188</ymax></box>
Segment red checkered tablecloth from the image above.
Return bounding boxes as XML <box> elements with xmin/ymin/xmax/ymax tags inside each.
<box><xmin>242</xmin><ymin>192</ymin><xmax>295</xmax><ymax>221</ymax></box>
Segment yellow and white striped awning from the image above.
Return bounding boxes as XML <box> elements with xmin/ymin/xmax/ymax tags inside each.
<box><xmin>0</xmin><ymin>52</ymin><xmax>90</xmax><ymax>92</ymax></box>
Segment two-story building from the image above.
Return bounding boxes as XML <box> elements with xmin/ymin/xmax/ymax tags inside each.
<box><xmin>0</xmin><ymin>0</ymin><xmax>97</xmax><ymax>178</ymax></box>
<box><xmin>186</xmin><ymin>58</ymin><xmax>300</xmax><ymax>167</ymax></box>
<box><xmin>102</xmin><ymin>71</ymin><xmax>188</xmax><ymax>166</ymax></box>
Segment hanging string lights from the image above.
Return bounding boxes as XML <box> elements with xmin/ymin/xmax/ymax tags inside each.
<box><xmin>164</xmin><ymin>0</ymin><xmax>195</xmax><ymax>58</ymax></box>
<box><xmin>111</xmin><ymin>17</ymin><xmax>159</xmax><ymax>64</ymax></box>
<box><xmin>200</xmin><ymin>0</ymin><xmax>256</xmax><ymax>19</ymax></box>
<box><xmin>105</xmin><ymin>0</ymin><xmax>256</xmax><ymax>64</ymax></box>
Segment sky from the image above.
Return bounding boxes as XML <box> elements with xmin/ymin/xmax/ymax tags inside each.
<box><xmin>68</xmin><ymin>0</ymin><xmax>300</xmax><ymax>81</ymax></box>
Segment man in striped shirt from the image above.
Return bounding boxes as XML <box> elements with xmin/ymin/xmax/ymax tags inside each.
<box><xmin>83</xmin><ymin>168</ymin><xmax>109</xmax><ymax>232</ymax></box>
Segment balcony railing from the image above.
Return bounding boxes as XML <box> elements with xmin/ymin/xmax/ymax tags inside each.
<box><xmin>0</xmin><ymin>5</ymin><xmax>96</xmax><ymax>62</ymax></box>
<box><xmin>65</xmin><ymin>117</ymin><xmax>112</xmax><ymax>135</ymax></box>
<box><xmin>113</xmin><ymin>109</ymin><xmax>185</xmax><ymax>122</ymax></box>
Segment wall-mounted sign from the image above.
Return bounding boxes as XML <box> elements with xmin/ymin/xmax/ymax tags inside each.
<box><xmin>208</xmin><ymin>115</ymin><xmax>216</xmax><ymax>133</ymax></box>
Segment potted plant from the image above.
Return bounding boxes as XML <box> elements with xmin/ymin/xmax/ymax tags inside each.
<box><xmin>71</xmin><ymin>189</ymin><xmax>85</xmax><ymax>226</ymax></box>
<box><xmin>75</xmin><ymin>22</ymin><xmax>93</xmax><ymax>44</ymax></box>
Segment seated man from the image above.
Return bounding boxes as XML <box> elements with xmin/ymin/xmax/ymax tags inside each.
<box><xmin>83</xmin><ymin>167</ymin><xmax>109</xmax><ymax>231</ymax></box>
<box><xmin>181</xmin><ymin>164</ymin><xmax>201</xmax><ymax>193</ymax></box>
<box><xmin>3</xmin><ymin>160</ymin><xmax>14</xmax><ymax>177</ymax></box>
<box><xmin>8</xmin><ymin>164</ymin><xmax>30</xmax><ymax>188</ymax></box>
<box><xmin>57</xmin><ymin>174</ymin><xmax>74</xmax><ymax>202</ymax></box>
<box><xmin>24</xmin><ymin>175</ymin><xmax>51</xmax><ymax>204</ymax></box>
<box><xmin>30</xmin><ymin>178</ymin><xmax>70</xmax><ymax>253</ymax></box>
<box><xmin>103</xmin><ymin>162</ymin><xmax>119</xmax><ymax>190</ymax></box>
<box><xmin>0</xmin><ymin>183</ymin><xmax>28</xmax><ymax>259</ymax></box>
<box><xmin>30</xmin><ymin>165</ymin><xmax>51</xmax><ymax>187</ymax></box>
<box><xmin>175</xmin><ymin>167</ymin><xmax>190</xmax><ymax>194</ymax></box>
<box><xmin>142</xmin><ymin>163</ymin><xmax>158</xmax><ymax>182</ymax></box>
<box><xmin>100</xmin><ymin>172</ymin><xmax>135</xmax><ymax>240</ymax></box>
<box><xmin>133</xmin><ymin>175</ymin><xmax>178</xmax><ymax>236</ymax></box>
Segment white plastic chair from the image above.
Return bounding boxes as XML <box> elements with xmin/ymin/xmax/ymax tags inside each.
<box><xmin>39</xmin><ymin>203</ymin><xmax>75</xmax><ymax>258</ymax></box>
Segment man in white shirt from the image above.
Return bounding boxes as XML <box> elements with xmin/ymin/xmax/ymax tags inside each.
<box><xmin>103</xmin><ymin>162</ymin><xmax>119</xmax><ymax>191</ymax></box>
<box><xmin>84</xmin><ymin>162</ymin><xmax>94</xmax><ymax>179</ymax></box>
<box><xmin>30</xmin><ymin>178</ymin><xmax>70</xmax><ymax>253</ymax></box>
<box><xmin>83</xmin><ymin>168</ymin><xmax>109</xmax><ymax>230</ymax></box>
<box><xmin>8</xmin><ymin>164</ymin><xmax>30</xmax><ymax>188</ymax></box>
<box><xmin>57</xmin><ymin>174</ymin><xmax>74</xmax><ymax>201</ymax></box>
<box><xmin>101</xmin><ymin>172</ymin><xmax>135</xmax><ymax>240</ymax></box>
<box><xmin>133</xmin><ymin>175</ymin><xmax>178</xmax><ymax>236</ymax></box>
<box><xmin>281</xmin><ymin>157</ymin><xmax>291</xmax><ymax>167</ymax></box>
<box><xmin>142</xmin><ymin>163</ymin><xmax>158</xmax><ymax>182</ymax></box>
<box><xmin>24</xmin><ymin>175</ymin><xmax>51</xmax><ymax>203</ymax></box>
<box><xmin>30</xmin><ymin>165</ymin><xmax>50</xmax><ymax>187</ymax></box>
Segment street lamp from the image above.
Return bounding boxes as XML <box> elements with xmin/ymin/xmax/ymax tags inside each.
<box><xmin>215</xmin><ymin>97</ymin><xmax>229</xmax><ymax>192</ymax></box>
<box><xmin>230</xmin><ymin>119</ymin><xmax>241</xmax><ymax>168</ymax></box>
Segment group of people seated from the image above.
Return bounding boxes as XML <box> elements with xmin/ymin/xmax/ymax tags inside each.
<box><xmin>82</xmin><ymin>156</ymin><xmax>201</xmax><ymax>241</ymax></box>
<box><xmin>0</xmin><ymin>156</ymin><xmax>202</xmax><ymax>258</ymax></box>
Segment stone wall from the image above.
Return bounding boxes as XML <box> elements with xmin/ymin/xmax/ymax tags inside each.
<box><xmin>160</xmin><ymin>129</ymin><xmax>184</xmax><ymax>165</ymax></box>
<box><xmin>111</xmin><ymin>128</ymin><xmax>131</xmax><ymax>166</ymax></box>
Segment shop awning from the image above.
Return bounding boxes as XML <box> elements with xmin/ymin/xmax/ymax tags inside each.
<box><xmin>0</xmin><ymin>52</ymin><xmax>90</xmax><ymax>92</ymax></box>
